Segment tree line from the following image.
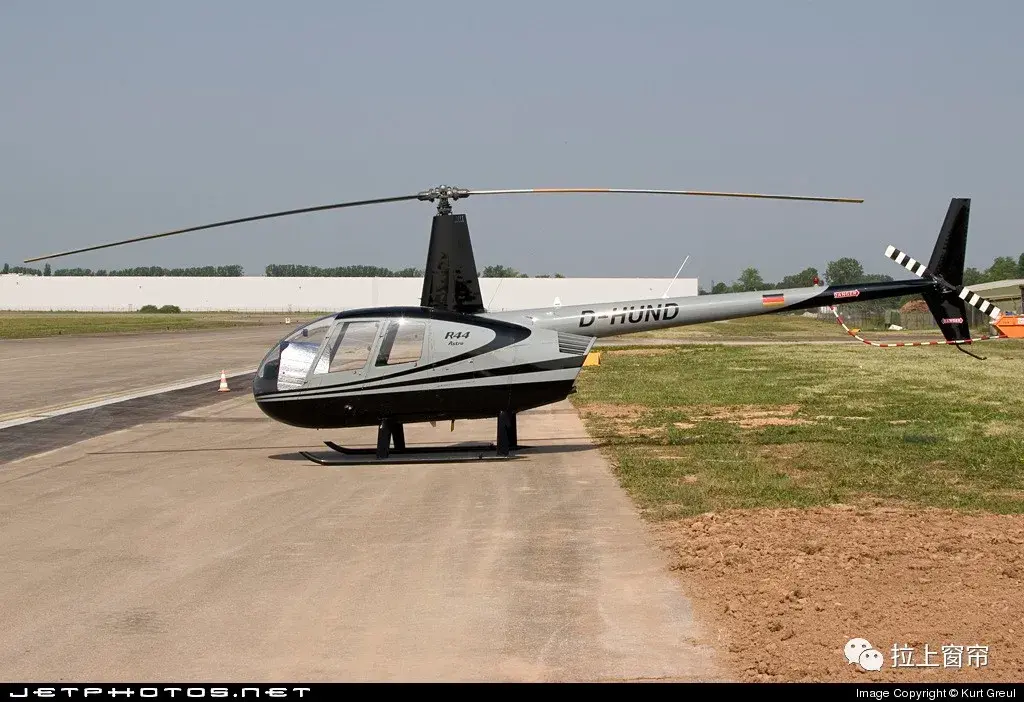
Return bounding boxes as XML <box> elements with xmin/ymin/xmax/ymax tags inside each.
<box><xmin>698</xmin><ymin>253</ymin><xmax>1024</xmax><ymax>295</ymax></box>
<box><xmin>1</xmin><ymin>264</ymin><xmax>245</xmax><ymax>277</ymax></box>
<box><xmin>1</xmin><ymin>263</ymin><xmax>566</xmax><ymax>278</ymax></box>
<box><xmin>4</xmin><ymin>253</ymin><xmax>1021</xmax><ymax>287</ymax></box>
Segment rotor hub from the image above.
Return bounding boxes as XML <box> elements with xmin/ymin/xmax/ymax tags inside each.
<box><xmin>417</xmin><ymin>185</ymin><xmax>471</xmax><ymax>215</ymax></box>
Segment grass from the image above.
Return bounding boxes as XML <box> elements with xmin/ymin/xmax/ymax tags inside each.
<box><xmin>0</xmin><ymin>311</ymin><xmax>319</xmax><ymax>339</ymax></box>
<box><xmin>621</xmin><ymin>313</ymin><xmax>945</xmax><ymax>341</ymax></box>
<box><xmin>572</xmin><ymin>340</ymin><xmax>1024</xmax><ymax>520</ymax></box>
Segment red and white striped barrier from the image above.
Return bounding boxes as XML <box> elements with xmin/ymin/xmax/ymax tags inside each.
<box><xmin>828</xmin><ymin>305</ymin><xmax>1007</xmax><ymax>348</ymax></box>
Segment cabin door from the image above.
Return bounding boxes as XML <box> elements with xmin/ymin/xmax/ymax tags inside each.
<box><xmin>362</xmin><ymin>317</ymin><xmax>429</xmax><ymax>381</ymax></box>
<box><xmin>303</xmin><ymin>319</ymin><xmax>385</xmax><ymax>388</ymax></box>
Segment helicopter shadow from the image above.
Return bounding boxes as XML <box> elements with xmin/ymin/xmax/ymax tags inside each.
<box><xmin>268</xmin><ymin>440</ymin><xmax>599</xmax><ymax>467</ymax></box>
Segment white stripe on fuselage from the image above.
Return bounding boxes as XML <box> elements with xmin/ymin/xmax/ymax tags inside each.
<box><xmin>256</xmin><ymin>367</ymin><xmax>580</xmax><ymax>402</ymax></box>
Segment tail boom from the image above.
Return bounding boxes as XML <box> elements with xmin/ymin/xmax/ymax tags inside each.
<box><xmin>486</xmin><ymin>279</ymin><xmax>932</xmax><ymax>338</ymax></box>
<box><xmin>489</xmin><ymin>198</ymin><xmax>1007</xmax><ymax>350</ymax></box>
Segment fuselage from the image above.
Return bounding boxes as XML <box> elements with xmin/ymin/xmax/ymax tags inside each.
<box><xmin>250</xmin><ymin>278</ymin><xmax>933</xmax><ymax>430</ymax></box>
<box><xmin>251</xmin><ymin>306</ymin><xmax>594</xmax><ymax>429</ymax></box>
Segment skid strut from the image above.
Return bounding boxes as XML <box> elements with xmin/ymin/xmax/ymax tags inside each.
<box><xmin>299</xmin><ymin>412</ymin><xmax>526</xmax><ymax>465</ymax></box>
<box><xmin>497</xmin><ymin>410</ymin><xmax>518</xmax><ymax>456</ymax></box>
<box><xmin>376</xmin><ymin>418</ymin><xmax>405</xmax><ymax>458</ymax></box>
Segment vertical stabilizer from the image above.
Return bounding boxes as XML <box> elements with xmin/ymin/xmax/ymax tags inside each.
<box><xmin>927</xmin><ymin>198</ymin><xmax>969</xmax><ymax>288</ymax></box>
<box><xmin>419</xmin><ymin>213</ymin><xmax>485</xmax><ymax>313</ymax></box>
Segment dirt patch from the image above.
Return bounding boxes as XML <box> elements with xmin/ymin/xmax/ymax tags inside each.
<box><xmin>740</xmin><ymin>417</ymin><xmax>811</xmax><ymax>428</ymax></box>
<box><xmin>690</xmin><ymin>404</ymin><xmax>814</xmax><ymax>429</ymax></box>
<box><xmin>579</xmin><ymin>403</ymin><xmax>648</xmax><ymax>421</ymax></box>
<box><xmin>651</xmin><ymin>505</ymin><xmax>1024</xmax><ymax>682</ymax></box>
<box><xmin>578</xmin><ymin>403</ymin><xmax>660</xmax><ymax>437</ymax></box>
<box><xmin>582</xmin><ymin>403</ymin><xmax>823</xmax><ymax>433</ymax></box>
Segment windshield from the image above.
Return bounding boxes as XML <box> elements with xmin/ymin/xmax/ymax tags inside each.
<box><xmin>254</xmin><ymin>314</ymin><xmax>337</xmax><ymax>394</ymax></box>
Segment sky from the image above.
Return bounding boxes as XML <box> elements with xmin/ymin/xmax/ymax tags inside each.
<box><xmin>2</xmin><ymin>1</ymin><xmax>1022</xmax><ymax>285</ymax></box>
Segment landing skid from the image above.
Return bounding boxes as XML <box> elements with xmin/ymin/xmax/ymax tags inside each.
<box><xmin>298</xmin><ymin>449</ymin><xmax>522</xmax><ymax>466</ymax></box>
<box><xmin>301</xmin><ymin>412</ymin><xmax>524</xmax><ymax>465</ymax></box>
<box><xmin>322</xmin><ymin>440</ymin><xmax>531</xmax><ymax>455</ymax></box>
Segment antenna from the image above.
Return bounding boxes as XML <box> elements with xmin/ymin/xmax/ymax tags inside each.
<box><xmin>487</xmin><ymin>277</ymin><xmax>504</xmax><ymax>310</ymax></box>
<box><xmin>662</xmin><ymin>256</ymin><xmax>690</xmax><ymax>298</ymax></box>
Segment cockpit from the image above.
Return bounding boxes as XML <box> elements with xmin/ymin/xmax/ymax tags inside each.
<box><xmin>253</xmin><ymin>312</ymin><xmax>429</xmax><ymax>397</ymax></box>
<box><xmin>249</xmin><ymin>307</ymin><xmax>589</xmax><ymax>432</ymax></box>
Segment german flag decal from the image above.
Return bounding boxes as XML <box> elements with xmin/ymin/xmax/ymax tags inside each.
<box><xmin>762</xmin><ymin>293</ymin><xmax>785</xmax><ymax>307</ymax></box>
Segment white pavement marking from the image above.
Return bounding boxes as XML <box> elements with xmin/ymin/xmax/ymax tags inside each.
<box><xmin>0</xmin><ymin>368</ymin><xmax>257</xmax><ymax>430</ymax></box>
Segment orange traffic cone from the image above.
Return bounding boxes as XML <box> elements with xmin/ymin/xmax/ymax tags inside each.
<box><xmin>218</xmin><ymin>370</ymin><xmax>230</xmax><ymax>392</ymax></box>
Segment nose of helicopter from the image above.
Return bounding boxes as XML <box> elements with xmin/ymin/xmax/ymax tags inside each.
<box><xmin>251</xmin><ymin>342</ymin><xmax>301</xmax><ymax>426</ymax></box>
<box><xmin>254</xmin><ymin>313</ymin><xmax>336</xmax><ymax>397</ymax></box>
<box><xmin>252</xmin><ymin>339</ymin><xmax>334</xmax><ymax>429</ymax></box>
<box><xmin>252</xmin><ymin>342</ymin><xmax>283</xmax><ymax>398</ymax></box>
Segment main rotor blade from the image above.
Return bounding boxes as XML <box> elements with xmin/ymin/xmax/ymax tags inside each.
<box><xmin>23</xmin><ymin>193</ymin><xmax>423</xmax><ymax>263</ymax></box>
<box><xmin>464</xmin><ymin>188</ymin><xmax>864</xmax><ymax>203</ymax></box>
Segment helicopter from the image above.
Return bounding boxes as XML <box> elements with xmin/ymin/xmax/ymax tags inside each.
<box><xmin>25</xmin><ymin>186</ymin><xmax>1004</xmax><ymax>465</ymax></box>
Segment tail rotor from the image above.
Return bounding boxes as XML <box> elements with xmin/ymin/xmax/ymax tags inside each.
<box><xmin>883</xmin><ymin>243</ymin><xmax>1003</xmax><ymax>323</ymax></box>
<box><xmin>855</xmin><ymin>197</ymin><xmax>1010</xmax><ymax>358</ymax></box>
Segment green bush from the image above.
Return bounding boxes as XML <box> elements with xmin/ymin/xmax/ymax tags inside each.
<box><xmin>137</xmin><ymin>304</ymin><xmax>181</xmax><ymax>313</ymax></box>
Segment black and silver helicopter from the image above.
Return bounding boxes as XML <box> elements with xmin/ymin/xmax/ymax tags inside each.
<box><xmin>25</xmin><ymin>186</ymin><xmax>1002</xmax><ymax>464</ymax></box>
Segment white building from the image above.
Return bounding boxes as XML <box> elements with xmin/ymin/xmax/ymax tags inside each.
<box><xmin>0</xmin><ymin>275</ymin><xmax>699</xmax><ymax>313</ymax></box>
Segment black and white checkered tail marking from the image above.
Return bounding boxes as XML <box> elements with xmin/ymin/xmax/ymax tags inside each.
<box><xmin>957</xmin><ymin>286</ymin><xmax>1003</xmax><ymax>320</ymax></box>
<box><xmin>884</xmin><ymin>244</ymin><xmax>1003</xmax><ymax>321</ymax></box>
<box><xmin>884</xmin><ymin>245</ymin><xmax>930</xmax><ymax>278</ymax></box>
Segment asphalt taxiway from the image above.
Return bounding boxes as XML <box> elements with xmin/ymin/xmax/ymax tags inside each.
<box><xmin>0</xmin><ymin>325</ymin><xmax>291</xmax><ymax>423</ymax></box>
<box><xmin>0</xmin><ymin>392</ymin><xmax>723</xmax><ymax>682</ymax></box>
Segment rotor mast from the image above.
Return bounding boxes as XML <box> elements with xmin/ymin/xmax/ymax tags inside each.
<box><xmin>416</xmin><ymin>187</ymin><xmax>485</xmax><ymax>313</ymax></box>
<box><xmin>416</xmin><ymin>185</ymin><xmax>471</xmax><ymax>216</ymax></box>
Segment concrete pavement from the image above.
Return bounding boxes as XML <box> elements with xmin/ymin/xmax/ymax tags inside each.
<box><xmin>0</xmin><ymin>395</ymin><xmax>724</xmax><ymax>682</ymax></box>
<box><xmin>0</xmin><ymin>325</ymin><xmax>292</xmax><ymax>420</ymax></box>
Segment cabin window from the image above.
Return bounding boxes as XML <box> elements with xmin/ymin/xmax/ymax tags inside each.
<box><xmin>375</xmin><ymin>319</ymin><xmax>426</xmax><ymax>366</ymax></box>
<box><xmin>320</xmin><ymin>321</ymin><xmax>381</xmax><ymax>373</ymax></box>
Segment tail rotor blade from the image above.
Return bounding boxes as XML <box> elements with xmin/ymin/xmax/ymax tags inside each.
<box><xmin>884</xmin><ymin>245</ymin><xmax>931</xmax><ymax>279</ymax></box>
<box><xmin>884</xmin><ymin>244</ymin><xmax>1002</xmax><ymax>320</ymax></box>
<box><xmin>958</xmin><ymin>286</ymin><xmax>1003</xmax><ymax>320</ymax></box>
